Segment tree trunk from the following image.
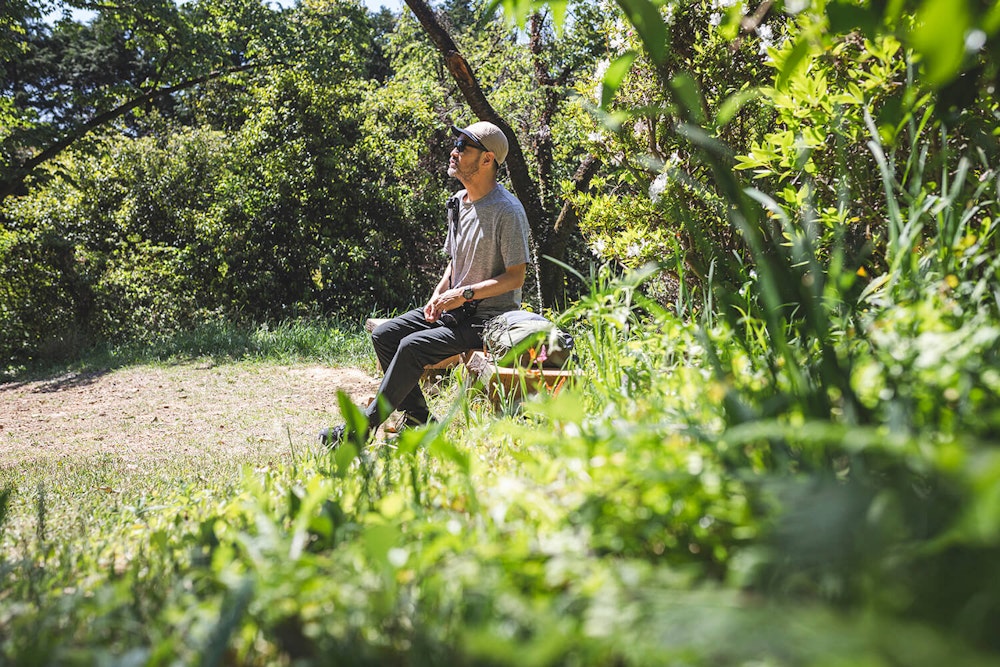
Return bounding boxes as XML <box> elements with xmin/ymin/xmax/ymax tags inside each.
<box><xmin>538</xmin><ymin>154</ymin><xmax>601</xmax><ymax>308</ymax></box>
<box><xmin>404</xmin><ymin>0</ymin><xmax>574</xmax><ymax>309</ymax></box>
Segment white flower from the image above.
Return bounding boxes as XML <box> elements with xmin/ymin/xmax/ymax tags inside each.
<box><xmin>709</xmin><ymin>12</ymin><xmax>722</xmax><ymax>26</ymax></box>
<box><xmin>649</xmin><ymin>172</ymin><xmax>669</xmax><ymax>204</ymax></box>
<box><xmin>662</xmin><ymin>3</ymin><xmax>676</xmax><ymax>24</ymax></box>
<box><xmin>592</xmin><ymin>239</ymin><xmax>606</xmax><ymax>256</ymax></box>
<box><xmin>966</xmin><ymin>29</ymin><xmax>987</xmax><ymax>53</ymax></box>
<box><xmin>594</xmin><ymin>59</ymin><xmax>610</xmax><ymax>103</ymax></box>
<box><xmin>758</xmin><ymin>24</ymin><xmax>775</xmax><ymax>55</ymax></box>
<box><xmin>594</xmin><ymin>59</ymin><xmax>610</xmax><ymax>82</ymax></box>
<box><xmin>626</xmin><ymin>243</ymin><xmax>642</xmax><ymax>258</ymax></box>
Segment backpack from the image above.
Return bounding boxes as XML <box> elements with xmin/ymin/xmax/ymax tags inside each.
<box><xmin>482</xmin><ymin>311</ymin><xmax>575</xmax><ymax>369</ymax></box>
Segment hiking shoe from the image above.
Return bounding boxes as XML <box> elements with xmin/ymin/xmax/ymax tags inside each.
<box><xmin>318</xmin><ymin>424</ymin><xmax>347</xmax><ymax>449</ymax></box>
<box><xmin>384</xmin><ymin>412</ymin><xmax>434</xmax><ymax>435</ymax></box>
<box><xmin>319</xmin><ymin>423</ymin><xmax>373</xmax><ymax>449</ymax></box>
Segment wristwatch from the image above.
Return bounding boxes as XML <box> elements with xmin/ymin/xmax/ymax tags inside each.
<box><xmin>462</xmin><ymin>287</ymin><xmax>475</xmax><ymax>301</ymax></box>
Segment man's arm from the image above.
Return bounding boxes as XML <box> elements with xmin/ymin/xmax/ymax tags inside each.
<box><xmin>423</xmin><ymin>262</ymin><xmax>455</xmax><ymax>322</ymax></box>
<box><xmin>425</xmin><ymin>262</ymin><xmax>527</xmax><ymax>320</ymax></box>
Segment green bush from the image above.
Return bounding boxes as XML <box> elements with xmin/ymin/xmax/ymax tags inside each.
<box><xmin>0</xmin><ymin>181</ymin><xmax>96</xmax><ymax>369</ymax></box>
<box><xmin>0</xmin><ymin>85</ymin><xmax>449</xmax><ymax>369</ymax></box>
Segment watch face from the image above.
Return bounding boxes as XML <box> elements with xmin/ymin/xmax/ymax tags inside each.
<box><xmin>463</xmin><ymin>288</ymin><xmax>475</xmax><ymax>300</ymax></box>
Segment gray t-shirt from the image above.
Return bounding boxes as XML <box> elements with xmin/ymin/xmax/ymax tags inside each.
<box><xmin>445</xmin><ymin>183</ymin><xmax>531</xmax><ymax>317</ymax></box>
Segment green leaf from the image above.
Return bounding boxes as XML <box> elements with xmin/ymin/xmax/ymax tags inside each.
<box><xmin>670</xmin><ymin>72</ymin><xmax>705</xmax><ymax>125</ymax></box>
<box><xmin>333</xmin><ymin>441</ymin><xmax>358</xmax><ymax>476</ymax></box>
<box><xmin>494</xmin><ymin>0</ymin><xmax>567</xmax><ymax>30</ymax></box>
<box><xmin>676</xmin><ymin>123</ymin><xmax>734</xmax><ymax>163</ymax></box>
<box><xmin>495</xmin><ymin>0</ymin><xmax>533</xmax><ymax>28</ymax></box>
<box><xmin>200</xmin><ymin>578</ymin><xmax>254</xmax><ymax>667</ymax></box>
<box><xmin>602</xmin><ymin>51</ymin><xmax>637</xmax><ymax>110</ymax></box>
<box><xmin>775</xmin><ymin>36</ymin><xmax>812</xmax><ymax>91</ymax></box>
<box><xmin>985</xmin><ymin>2</ymin><xmax>1000</xmax><ymax>33</ymax></box>
<box><xmin>714</xmin><ymin>87</ymin><xmax>763</xmax><ymax>129</ymax></box>
<box><xmin>429</xmin><ymin>435</ymin><xmax>470</xmax><ymax>475</ymax></box>
<box><xmin>547</xmin><ymin>0</ymin><xmax>569</xmax><ymax>31</ymax></box>
<box><xmin>363</xmin><ymin>521</ymin><xmax>400</xmax><ymax>566</ymax></box>
<box><xmin>909</xmin><ymin>0</ymin><xmax>972</xmax><ymax>86</ymax></box>
<box><xmin>337</xmin><ymin>390</ymin><xmax>370</xmax><ymax>449</ymax></box>
<box><xmin>614</xmin><ymin>0</ymin><xmax>669</xmax><ymax>64</ymax></box>
<box><xmin>827</xmin><ymin>1</ymin><xmax>880</xmax><ymax>36</ymax></box>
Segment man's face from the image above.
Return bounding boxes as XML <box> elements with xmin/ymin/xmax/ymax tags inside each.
<box><xmin>447</xmin><ymin>137</ymin><xmax>485</xmax><ymax>182</ymax></box>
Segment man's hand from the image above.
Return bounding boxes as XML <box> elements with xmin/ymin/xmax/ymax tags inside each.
<box><xmin>423</xmin><ymin>300</ymin><xmax>441</xmax><ymax>322</ymax></box>
<box><xmin>424</xmin><ymin>288</ymin><xmax>466</xmax><ymax>322</ymax></box>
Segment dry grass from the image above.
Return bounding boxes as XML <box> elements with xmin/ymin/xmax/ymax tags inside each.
<box><xmin>1</xmin><ymin>361</ymin><xmax>380</xmax><ymax>467</ymax></box>
<box><xmin>0</xmin><ymin>361</ymin><xmax>382</xmax><ymax>558</ymax></box>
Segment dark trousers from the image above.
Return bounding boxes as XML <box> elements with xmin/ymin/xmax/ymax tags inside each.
<box><xmin>364</xmin><ymin>309</ymin><xmax>484</xmax><ymax>428</ymax></box>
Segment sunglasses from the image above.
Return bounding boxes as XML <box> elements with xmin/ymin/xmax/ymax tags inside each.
<box><xmin>453</xmin><ymin>137</ymin><xmax>488</xmax><ymax>153</ymax></box>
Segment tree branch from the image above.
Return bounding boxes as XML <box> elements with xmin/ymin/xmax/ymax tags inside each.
<box><xmin>402</xmin><ymin>0</ymin><xmax>547</xmax><ymax>249</ymax></box>
<box><xmin>2</xmin><ymin>61</ymin><xmax>269</xmax><ymax>203</ymax></box>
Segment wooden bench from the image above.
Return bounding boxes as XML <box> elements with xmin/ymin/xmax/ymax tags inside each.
<box><xmin>465</xmin><ymin>351</ymin><xmax>577</xmax><ymax>404</ymax></box>
<box><xmin>364</xmin><ymin>317</ymin><xmax>578</xmax><ymax>403</ymax></box>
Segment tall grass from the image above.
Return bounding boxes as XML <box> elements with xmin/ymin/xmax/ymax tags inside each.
<box><xmin>4</xmin><ymin>241</ymin><xmax>1000</xmax><ymax>665</ymax></box>
<box><xmin>4</xmin><ymin>48</ymin><xmax>1000</xmax><ymax>667</ymax></box>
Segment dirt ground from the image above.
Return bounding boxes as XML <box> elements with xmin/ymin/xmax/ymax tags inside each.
<box><xmin>0</xmin><ymin>362</ymin><xmax>381</xmax><ymax>466</ymax></box>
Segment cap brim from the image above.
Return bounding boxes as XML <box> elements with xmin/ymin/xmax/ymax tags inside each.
<box><xmin>452</xmin><ymin>126</ymin><xmax>488</xmax><ymax>151</ymax></box>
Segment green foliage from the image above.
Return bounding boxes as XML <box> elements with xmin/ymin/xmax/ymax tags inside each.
<box><xmin>0</xmin><ymin>189</ymin><xmax>92</xmax><ymax>368</ymax></box>
<box><xmin>3</xmin><ymin>0</ymin><xmax>1000</xmax><ymax>663</ymax></box>
<box><xmin>817</xmin><ymin>0</ymin><xmax>1000</xmax><ymax>92</ymax></box>
<box><xmin>528</xmin><ymin>0</ymin><xmax>1000</xmax><ymax>657</ymax></box>
<box><xmin>2</xmin><ymin>0</ymin><xmax>616</xmax><ymax>363</ymax></box>
<box><xmin>575</xmin><ymin>192</ymin><xmax>678</xmax><ymax>269</ymax></box>
<box><xmin>0</xmin><ymin>1</ymin><xmax>452</xmax><ymax>369</ymax></box>
<box><xmin>1</xmin><ymin>0</ymin><xmax>291</xmax><ymax>177</ymax></box>
<box><xmin>561</xmin><ymin>0</ymin><xmax>778</xmax><ymax>297</ymax></box>
<box><xmin>4</xmin><ymin>272</ymin><xmax>1000</xmax><ymax>663</ymax></box>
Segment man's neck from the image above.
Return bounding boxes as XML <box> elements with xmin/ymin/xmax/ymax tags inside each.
<box><xmin>462</xmin><ymin>176</ymin><xmax>498</xmax><ymax>203</ymax></box>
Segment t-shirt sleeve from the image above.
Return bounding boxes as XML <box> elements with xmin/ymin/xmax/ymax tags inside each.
<box><xmin>498</xmin><ymin>204</ymin><xmax>531</xmax><ymax>269</ymax></box>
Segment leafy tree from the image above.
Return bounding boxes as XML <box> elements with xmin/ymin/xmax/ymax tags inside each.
<box><xmin>0</xmin><ymin>0</ymin><xmax>285</xmax><ymax>203</ymax></box>
<box><xmin>534</xmin><ymin>0</ymin><xmax>1000</xmax><ymax>308</ymax></box>
<box><xmin>401</xmin><ymin>0</ymin><xmax>608</xmax><ymax>308</ymax></box>
<box><xmin>560</xmin><ymin>0</ymin><xmax>777</xmax><ymax>300</ymax></box>
<box><xmin>0</xmin><ymin>0</ymin><xmax>420</xmax><ymax>365</ymax></box>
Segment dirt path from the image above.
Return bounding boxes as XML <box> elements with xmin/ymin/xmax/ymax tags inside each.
<box><xmin>0</xmin><ymin>363</ymin><xmax>380</xmax><ymax>466</ymax></box>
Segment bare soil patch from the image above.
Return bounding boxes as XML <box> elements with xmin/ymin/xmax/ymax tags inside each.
<box><xmin>0</xmin><ymin>362</ymin><xmax>380</xmax><ymax>466</ymax></box>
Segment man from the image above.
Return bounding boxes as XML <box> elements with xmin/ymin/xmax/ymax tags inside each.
<box><xmin>320</xmin><ymin>121</ymin><xmax>531</xmax><ymax>447</ymax></box>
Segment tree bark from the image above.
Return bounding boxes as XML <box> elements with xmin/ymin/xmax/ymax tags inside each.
<box><xmin>403</xmin><ymin>0</ymin><xmax>565</xmax><ymax>307</ymax></box>
<box><xmin>540</xmin><ymin>154</ymin><xmax>601</xmax><ymax>307</ymax></box>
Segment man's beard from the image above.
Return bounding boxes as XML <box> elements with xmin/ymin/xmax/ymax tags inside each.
<box><xmin>448</xmin><ymin>160</ymin><xmax>480</xmax><ymax>181</ymax></box>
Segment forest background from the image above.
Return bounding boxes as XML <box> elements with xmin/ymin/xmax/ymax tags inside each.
<box><xmin>3</xmin><ymin>0</ymin><xmax>1000</xmax><ymax>664</ymax></box>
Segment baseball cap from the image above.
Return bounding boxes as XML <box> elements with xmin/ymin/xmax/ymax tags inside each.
<box><xmin>452</xmin><ymin>121</ymin><xmax>509</xmax><ymax>164</ymax></box>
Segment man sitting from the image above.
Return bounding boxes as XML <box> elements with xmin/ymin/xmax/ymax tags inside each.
<box><xmin>320</xmin><ymin>121</ymin><xmax>531</xmax><ymax>447</ymax></box>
